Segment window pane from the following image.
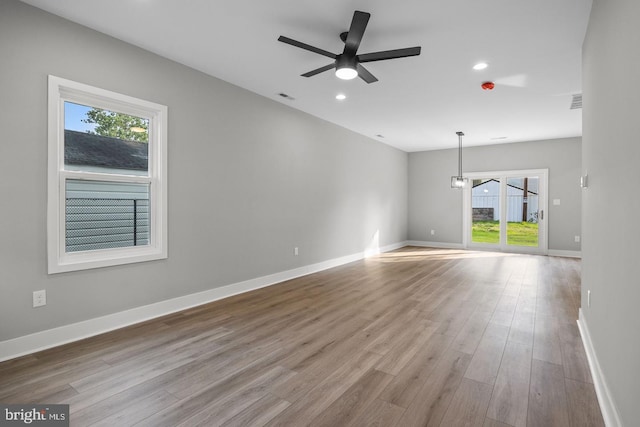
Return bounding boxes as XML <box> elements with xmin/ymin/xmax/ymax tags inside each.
<box><xmin>65</xmin><ymin>180</ymin><xmax>150</xmax><ymax>252</ymax></box>
<box><xmin>506</xmin><ymin>177</ymin><xmax>539</xmax><ymax>247</ymax></box>
<box><xmin>471</xmin><ymin>178</ymin><xmax>500</xmax><ymax>244</ymax></box>
<box><xmin>64</xmin><ymin>102</ymin><xmax>149</xmax><ymax>175</ymax></box>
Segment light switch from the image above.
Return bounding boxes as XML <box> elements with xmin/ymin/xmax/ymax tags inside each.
<box><xmin>553</xmin><ymin>199</ymin><xmax>561</xmax><ymax>206</ymax></box>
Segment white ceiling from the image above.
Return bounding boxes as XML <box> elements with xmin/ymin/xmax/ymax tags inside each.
<box><xmin>21</xmin><ymin>0</ymin><xmax>592</xmax><ymax>152</ymax></box>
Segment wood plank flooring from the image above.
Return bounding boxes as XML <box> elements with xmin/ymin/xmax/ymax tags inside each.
<box><xmin>0</xmin><ymin>247</ymin><xmax>605</xmax><ymax>426</ymax></box>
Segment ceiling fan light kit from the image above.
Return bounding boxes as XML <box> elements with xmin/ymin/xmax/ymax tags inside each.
<box><xmin>278</xmin><ymin>10</ymin><xmax>421</xmax><ymax>84</ymax></box>
<box><xmin>335</xmin><ymin>55</ymin><xmax>358</xmax><ymax>80</ymax></box>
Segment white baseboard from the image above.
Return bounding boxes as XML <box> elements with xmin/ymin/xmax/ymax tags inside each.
<box><xmin>548</xmin><ymin>249</ymin><xmax>582</xmax><ymax>258</ymax></box>
<box><xmin>0</xmin><ymin>241</ymin><xmax>407</xmax><ymax>362</ymax></box>
<box><xmin>577</xmin><ymin>309</ymin><xmax>622</xmax><ymax>427</ymax></box>
<box><xmin>406</xmin><ymin>240</ymin><xmax>465</xmax><ymax>249</ymax></box>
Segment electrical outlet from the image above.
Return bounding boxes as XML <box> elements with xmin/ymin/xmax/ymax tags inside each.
<box><xmin>575</xmin><ymin>235</ymin><xmax>581</xmax><ymax>243</ymax></box>
<box><xmin>33</xmin><ymin>290</ymin><xmax>46</xmax><ymax>308</ymax></box>
<box><xmin>294</xmin><ymin>247</ymin><xmax>299</xmax><ymax>256</ymax></box>
<box><xmin>587</xmin><ymin>290</ymin><xmax>591</xmax><ymax>308</ymax></box>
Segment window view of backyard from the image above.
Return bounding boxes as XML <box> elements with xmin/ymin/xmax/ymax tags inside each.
<box><xmin>64</xmin><ymin>102</ymin><xmax>151</xmax><ymax>252</ymax></box>
<box><xmin>472</xmin><ymin>221</ymin><xmax>538</xmax><ymax>246</ymax></box>
<box><xmin>471</xmin><ymin>177</ymin><xmax>539</xmax><ymax>247</ymax></box>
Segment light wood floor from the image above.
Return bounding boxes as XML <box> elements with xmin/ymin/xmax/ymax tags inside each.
<box><xmin>0</xmin><ymin>247</ymin><xmax>604</xmax><ymax>427</ymax></box>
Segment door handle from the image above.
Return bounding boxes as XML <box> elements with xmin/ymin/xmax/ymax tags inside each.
<box><xmin>540</xmin><ymin>210</ymin><xmax>544</xmax><ymax>220</ymax></box>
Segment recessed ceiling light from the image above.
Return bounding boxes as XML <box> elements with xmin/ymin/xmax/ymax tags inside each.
<box><xmin>336</xmin><ymin>94</ymin><xmax>346</xmax><ymax>100</ymax></box>
<box><xmin>473</xmin><ymin>62</ymin><xmax>488</xmax><ymax>70</ymax></box>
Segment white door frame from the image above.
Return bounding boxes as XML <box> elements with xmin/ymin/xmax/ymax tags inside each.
<box><xmin>462</xmin><ymin>168</ymin><xmax>549</xmax><ymax>255</ymax></box>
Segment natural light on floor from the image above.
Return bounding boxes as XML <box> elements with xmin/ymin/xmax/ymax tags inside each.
<box><xmin>375</xmin><ymin>248</ymin><xmax>521</xmax><ymax>263</ymax></box>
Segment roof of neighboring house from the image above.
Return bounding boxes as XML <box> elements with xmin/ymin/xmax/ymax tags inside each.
<box><xmin>64</xmin><ymin>130</ymin><xmax>148</xmax><ymax>171</ymax></box>
<box><xmin>472</xmin><ymin>178</ymin><xmax>539</xmax><ymax>195</ymax></box>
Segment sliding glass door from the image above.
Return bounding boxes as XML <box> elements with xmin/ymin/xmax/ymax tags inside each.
<box><xmin>464</xmin><ymin>169</ymin><xmax>547</xmax><ymax>254</ymax></box>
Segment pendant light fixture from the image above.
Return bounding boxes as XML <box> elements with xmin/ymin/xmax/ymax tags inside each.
<box><xmin>451</xmin><ymin>131</ymin><xmax>468</xmax><ymax>188</ymax></box>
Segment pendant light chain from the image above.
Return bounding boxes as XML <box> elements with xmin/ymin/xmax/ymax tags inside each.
<box><xmin>457</xmin><ymin>131</ymin><xmax>464</xmax><ymax>177</ymax></box>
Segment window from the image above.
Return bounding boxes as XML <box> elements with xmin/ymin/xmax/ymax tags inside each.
<box><xmin>48</xmin><ymin>76</ymin><xmax>167</xmax><ymax>273</ymax></box>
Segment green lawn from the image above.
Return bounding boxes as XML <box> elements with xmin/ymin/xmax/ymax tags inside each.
<box><xmin>472</xmin><ymin>221</ymin><xmax>539</xmax><ymax>246</ymax></box>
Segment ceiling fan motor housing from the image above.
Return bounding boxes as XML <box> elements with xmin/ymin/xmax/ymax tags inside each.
<box><xmin>336</xmin><ymin>54</ymin><xmax>357</xmax><ymax>70</ymax></box>
<box><xmin>335</xmin><ymin>54</ymin><xmax>358</xmax><ymax>79</ymax></box>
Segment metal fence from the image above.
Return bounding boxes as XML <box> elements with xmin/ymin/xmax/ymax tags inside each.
<box><xmin>65</xmin><ymin>198</ymin><xmax>149</xmax><ymax>252</ymax></box>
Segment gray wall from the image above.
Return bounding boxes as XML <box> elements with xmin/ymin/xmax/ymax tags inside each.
<box><xmin>408</xmin><ymin>138</ymin><xmax>582</xmax><ymax>251</ymax></box>
<box><xmin>0</xmin><ymin>1</ymin><xmax>408</xmax><ymax>341</ymax></box>
<box><xmin>582</xmin><ymin>0</ymin><xmax>640</xmax><ymax>424</ymax></box>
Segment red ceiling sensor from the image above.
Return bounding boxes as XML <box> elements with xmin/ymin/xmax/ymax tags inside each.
<box><xmin>481</xmin><ymin>81</ymin><xmax>495</xmax><ymax>90</ymax></box>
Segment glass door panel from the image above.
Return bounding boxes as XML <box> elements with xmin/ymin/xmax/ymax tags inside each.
<box><xmin>506</xmin><ymin>176</ymin><xmax>539</xmax><ymax>247</ymax></box>
<box><xmin>471</xmin><ymin>178</ymin><xmax>500</xmax><ymax>244</ymax></box>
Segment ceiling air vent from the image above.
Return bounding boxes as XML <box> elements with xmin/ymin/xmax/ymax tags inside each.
<box><xmin>278</xmin><ymin>92</ymin><xmax>295</xmax><ymax>101</ymax></box>
<box><xmin>570</xmin><ymin>94</ymin><xmax>582</xmax><ymax>110</ymax></box>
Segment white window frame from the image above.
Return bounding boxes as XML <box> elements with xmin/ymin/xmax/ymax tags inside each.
<box><xmin>47</xmin><ymin>75</ymin><xmax>168</xmax><ymax>274</ymax></box>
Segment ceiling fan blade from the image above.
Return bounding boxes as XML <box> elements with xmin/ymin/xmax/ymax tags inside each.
<box><xmin>358</xmin><ymin>46</ymin><xmax>421</xmax><ymax>63</ymax></box>
<box><xmin>278</xmin><ymin>36</ymin><xmax>336</xmax><ymax>59</ymax></box>
<box><xmin>301</xmin><ymin>63</ymin><xmax>336</xmax><ymax>77</ymax></box>
<box><xmin>356</xmin><ymin>64</ymin><xmax>378</xmax><ymax>84</ymax></box>
<box><xmin>343</xmin><ymin>11</ymin><xmax>370</xmax><ymax>57</ymax></box>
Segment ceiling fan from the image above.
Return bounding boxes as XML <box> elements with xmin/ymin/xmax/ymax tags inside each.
<box><xmin>278</xmin><ymin>10</ymin><xmax>421</xmax><ymax>84</ymax></box>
